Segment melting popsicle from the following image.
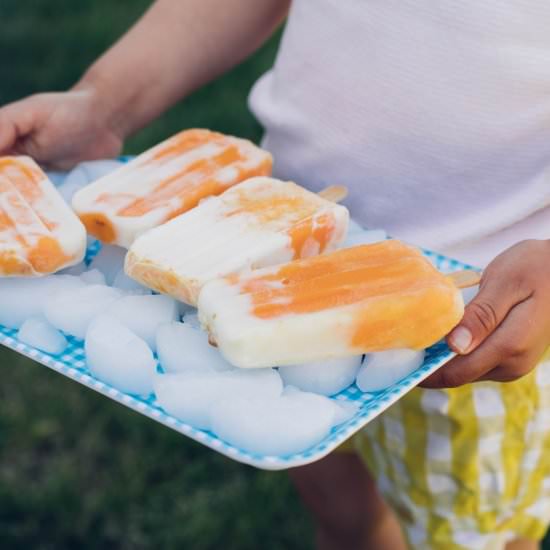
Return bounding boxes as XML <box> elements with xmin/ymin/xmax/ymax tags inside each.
<box><xmin>72</xmin><ymin>129</ymin><xmax>273</xmax><ymax>248</ymax></box>
<box><xmin>197</xmin><ymin>240</ymin><xmax>465</xmax><ymax>368</ymax></box>
<box><xmin>0</xmin><ymin>156</ymin><xmax>86</xmax><ymax>276</ymax></box>
<box><xmin>125</xmin><ymin>177</ymin><xmax>350</xmax><ymax>306</ymax></box>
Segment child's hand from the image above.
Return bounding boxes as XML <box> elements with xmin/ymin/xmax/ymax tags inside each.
<box><xmin>0</xmin><ymin>0</ymin><xmax>290</xmax><ymax>171</ymax></box>
<box><xmin>0</xmin><ymin>86</ymin><xmax>123</xmax><ymax>170</ymax></box>
<box><xmin>422</xmin><ymin>240</ymin><xmax>550</xmax><ymax>388</ymax></box>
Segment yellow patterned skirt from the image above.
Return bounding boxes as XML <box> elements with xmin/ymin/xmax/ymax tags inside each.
<box><xmin>350</xmin><ymin>354</ymin><xmax>550</xmax><ymax>549</ymax></box>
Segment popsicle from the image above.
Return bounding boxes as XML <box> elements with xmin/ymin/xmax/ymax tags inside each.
<box><xmin>197</xmin><ymin>240</ymin><xmax>466</xmax><ymax>368</ymax></box>
<box><xmin>125</xmin><ymin>177</ymin><xmax>349</xmax><ymax>306</ymax></box>
<box><xmin>0</xmin><ymin>156</ymin><xmax>86</xmax><ymax>276</ymax></box>
<box><xmin>72</xmin><ymin>129</ymin><xmax>272</xmax><ymax>248</ymax></box>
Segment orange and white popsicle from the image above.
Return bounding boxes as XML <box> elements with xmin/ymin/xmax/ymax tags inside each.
<box><xmin>125</xmin><ymin>177</ymin><xmax>349</xmax><ymax>306</ymax></box>
<box><xmin>0</xmin><ymin>156</ymin><xmax>86</xmax><ymax>277</ymax></box>
<box><xmin>71</xmin><ymin>129</ymin><xmax>272</xmax><ymax>248</ymax></box>
<box><xmin>197</xmin><ymin>240</ymin><xmax>465</xmax><ymax>368</ymax></box>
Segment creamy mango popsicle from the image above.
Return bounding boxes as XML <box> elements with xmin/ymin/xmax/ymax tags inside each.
<box><xmin>198</xmin><ymin>240</ymin><xmax>465</xmax><ymax>368</ymax></box>
<box><xmin>72</xmin><ymin>129</ymin><xmax>273</xmax><ymax>248</ymax></box>
<box><xmin>0</xmin><ymin>156</ymin><xmax>86</xmax><ymax>277</ymax></box>
<box><xmin>125</xmin><ymin>177</ymin><xmax>349</xmax><ymax>305</ymax></box>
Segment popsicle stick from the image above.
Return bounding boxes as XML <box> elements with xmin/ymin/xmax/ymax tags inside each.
<box><xmin>447</xmin><ymin>269</ymin><xmax>481</xmax><ymax>289</ymax></box>
<box><xmin>318</xmin><ymin>185</ymin><xmax>348</xmax><ymax>203</ymax></box>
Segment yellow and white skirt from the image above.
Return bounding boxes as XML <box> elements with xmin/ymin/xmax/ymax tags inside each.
<box><xmin>351</xmin><ymin>356</ymin><xmax>550</xmax><ymax>549</ymax></box>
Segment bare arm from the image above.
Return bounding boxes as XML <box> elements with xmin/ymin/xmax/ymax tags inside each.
<box><xmin>0</xmin><ymin>0</ymin><xmax>289</xmax><ymax>168</ymax></box>
<box><xmin>79</xmin><ymin>0</ymin><xmax>290</xmax><ymax>137</ymax></box>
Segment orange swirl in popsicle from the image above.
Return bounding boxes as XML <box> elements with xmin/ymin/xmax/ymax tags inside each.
<box><xmin>0</xmin><ymin>156</ymin><xmax>86</xmax><ymax>276</ymax></box>
<box><xmin>198</xmin><ymin>241</ymin><xmax>465</xmax><ymax>368</ymax></box>
<box><xmin>125</xmin><ymin>177</ymin><xmax>349</xmax><ymax>306</ymax></box>
<box><xmin>72</xmin><ymin>129</ymin><xmax>273</xmax><ymax>248</ymax></box>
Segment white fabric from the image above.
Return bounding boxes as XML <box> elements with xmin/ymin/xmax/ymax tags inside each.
<box><xmin>249</xmin><ymin>0</ymin><xmax>550</xmax><ymax>268</ymax></box>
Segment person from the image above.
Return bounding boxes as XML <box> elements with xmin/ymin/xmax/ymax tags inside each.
<box><xmin>3</xmin><ymin>1</ymin><xmax>550</xmax><ymax>548</ymax></box>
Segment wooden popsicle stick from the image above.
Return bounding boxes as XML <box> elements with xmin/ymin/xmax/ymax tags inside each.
<box><xmin>318</xmin><ymin>185</ymin><xmax>348</xmax><ymax>203</ymax></box>
<box><xmin>447</xmin><ymin>269</ymin><xmax>482</xmax><ymax>289</ymax></box>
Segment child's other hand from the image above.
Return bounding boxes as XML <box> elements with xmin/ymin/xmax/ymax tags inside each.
<box><xmin>0</xmin><ymin>86</ymin><xmax>123</xmax><ymax>170</ymax></box>
<box><xmin>422</xmin><ymin>240</ymin><xmax>550</xmax><ymax>388</ymax></box>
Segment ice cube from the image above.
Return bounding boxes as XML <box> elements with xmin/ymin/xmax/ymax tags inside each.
<box><xmin>156</xmin><ymin>322</ymin><xmax>233</xmax><ymax>373</ymax></box>
<box><xmin>46</xmin><ymin>171</ymin><xmax>66</xmax><ymax>187</ymax></box>
<box><xmin>17</xmin><ymin>317</ymin><xmax>68</xmax><ymax>355</ymax></box>
<box><xmin>182</xmin><ymin>311</ymin><xmax>201</xmax><ymax>330</ymax></box>
<box><xmin>62</xmin><ymin>164</ymin><xmax>91</xmax><ymax>190</ymax></box>
<box><xmin>0</xmin><ymin>275</ymin><xmax>85</xmax><ymax>328</ymax></box>
<box><xmin>356</xmin><ymin>349</ymin><xmax>425</xmax><ymax>392</ymax></box>
<box><xmin>278</xmin><ymin>356</ymin><xmax>362</xmax><ymax>396</ymax></box>
<box><xmin>105</xmin><ymin>294</ymin><xmax>177</xmax><ymax>350</ymax></box>
<box><xmin>177</xmin><ymin>301</ymin><xmax>195</xmax><ymax>319</ymax></box>
<box><xmin>56</xmin><ymin>168</ymin><xmax>88</xmax><ymax>203</ymax></box>
<box><xmin>281</xmin><ymin>384</ymin><xmax>358</xmax><ymax>425</ymax></box>
<box><xmin>89</xmin><ymin>245</ymin><xmax>127</xmax><ymax>285</ymax></box>
<box><xmin>57</xmin><ymin>180</ymin><xmax>86</xmax><ymax>204</ymax></box>
<box><xmin>112</xmin><ymin>269</ymin><xmax>150</xmax><ymax>293</ymax></box>
<box><xmin>341</xmin><ymin>229</ymin><xmax>387</xmax><ymax>249</ymax></box>
<box><xmin>210</xmin><ymin>391</ymin><xmax>338</xmax><ymax>455</ymax></box>
<box><xmin>154</xmin><ymin>368</ymin><xmax>283</xmax><ymax>430</ymax></box>
<box><xmin>44</xmin><ymin>284</ymin><xmax>123</xmax><ymax>339</ymax></box>
<box><xmin>80</xmin><ymin>269</ymin><xmax>107</xmax><ymax>286</ymax></box>
<box><xmin>281</xmin><ymin>384</ymin><xmax>301</xmax><ymax>396</ymax></box>
<box><xmin>347</xmin><ymin>219</ymin><xmax>365</xmax><ymax>235</ymax></box>
<box><xmin>332</xmin><ymin>400</ymin><xmax>361</xmax><ymax>426</ymax></box>
<box><xmin>59</xmin><ymin>159</ymin><xmax>122</xmax><ymax>203</ymax></box>
<box><xmin>75</xmin><ymin>159</ymin><xmax>122</xmax><ymax>183</ymax></box>
<box><xmin>59</xmin><ymin>262</ymin><xmax>86</xmax><ymax>276</ymax></box>
<box><xmin>85</xmin><ymin>315</ymin><xmax>157</xmax><ymax>396</ymax></box>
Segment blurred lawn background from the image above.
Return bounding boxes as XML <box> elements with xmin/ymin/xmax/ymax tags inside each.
<box><xmin>2</xmin><ymin>2</ymin><xmax>550</xmax><ymax>550</ymax></box>
<box><xmin>0</xmin><ymin>2</ymin><xmax>315</xmax><ymax>549</ymax></box>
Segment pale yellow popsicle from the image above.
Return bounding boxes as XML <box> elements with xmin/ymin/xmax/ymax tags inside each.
<box><xmin>126</xmin><ymin>177</ymin><xmax>349</xmax><ymax>305</ymax></box>
<box><xmin>0</xmin><ymin>156</ymin><xmax>86</xmax><ymax>276</ymax></box>
<box><xmin>72</xmin><ymin>129</ymin><xmax>273</xmax><ymax>248</ymax></box>
<box><xmin>198</xmin><ymin>240</ymin><xmax>465</xmax><ymax>367</ymax></box>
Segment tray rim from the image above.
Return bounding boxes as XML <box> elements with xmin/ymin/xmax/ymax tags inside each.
<box><xmin>1</xmin><ymin>159</ymin><xmax>480</xmax><ymax>469</ymax></box>
<box><xmin>0</xmin><ymin>330</ymin><xmax>458</xmax><ymax>470</ymax></box>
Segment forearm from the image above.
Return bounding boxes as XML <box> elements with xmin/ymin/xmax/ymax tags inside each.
<box><xmin>75</xmin><ymin>0</ymin><xmax>290</xmax><ymax>138</ymax></box>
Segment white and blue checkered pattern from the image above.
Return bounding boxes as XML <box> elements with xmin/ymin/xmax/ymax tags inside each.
<box><xmin>0</xmin><ymin>237</ymin><xmax>477</xmax><ymax>470</ymax></box>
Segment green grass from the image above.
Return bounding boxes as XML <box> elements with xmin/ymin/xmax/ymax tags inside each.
<box><xmin>0</xmin><ymin>350</ymin><xmax>312</xmax><ymax>550</ymax></box>
<box><xmin>1</xmin><ymin>2</ymin><xmax>549</xmax><ymax>549</ymax></box>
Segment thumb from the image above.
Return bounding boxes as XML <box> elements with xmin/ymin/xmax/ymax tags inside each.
<box><xmin>0</xmin><ymin>96</ymin><xmax>45</xmax><ymax>154</ymax></box>
<box><xmin>447</xmin><ymin>274</ymin><xmax>522</xmax><ymax>355</ymax></box>
<box><xmin>0</xmin><ymin>104</ymin><xmax>19</xmax><ymax>153</ymax></box>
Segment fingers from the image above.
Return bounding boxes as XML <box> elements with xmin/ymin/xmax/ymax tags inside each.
<box><xmin>476</xmin><ymin>352</ymin><xmax>541</xmax><ymax>383</ymax></box>
<box><xmin>0</xmin><ymin>103</ymin><xmax>20</xmax><ymax>153</ymax></box>
<box><xmin>0</xmin><ymin>90</ymin><xmax>124</xmax><ymax>167</ymax></box>
<box><xmin>447</xmin><ymin>265</ymin><xmax>531</xmax><ymax>356</ymax></box>
<box><xmin>0</xmin><ymin>95</ymin><xmax>47</xmax><ymax>155</ymax></box>
<box><xmin>422</xmin><ymin>298</ymin><xmax>539</xmax><ymax>388</ymax></box>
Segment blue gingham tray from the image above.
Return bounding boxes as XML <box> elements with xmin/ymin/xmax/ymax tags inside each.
<box><xmin>0</xmin><ymin>238</ymin><xmax>477</xmax><ymax>470</ymax></box>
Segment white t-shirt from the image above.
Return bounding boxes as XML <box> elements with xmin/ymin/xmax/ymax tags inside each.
<box><xmin>249</xmin><ymin>0</ymin><xmax>550</xmax><ymax>267</ymax></box>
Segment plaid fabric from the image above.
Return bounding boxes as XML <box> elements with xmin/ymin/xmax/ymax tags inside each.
<box><xmin>355</xmin><ymin>352</ymin><xmax>550</xmax><ymax>549</ymax></box>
